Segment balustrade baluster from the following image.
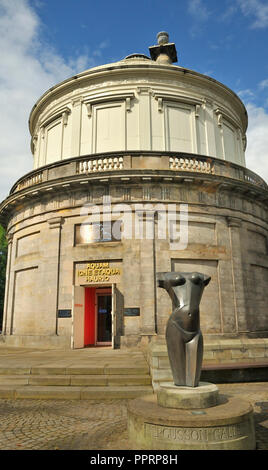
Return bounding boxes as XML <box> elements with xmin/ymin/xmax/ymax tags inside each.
<box><xmin>119</xmin><ymin>157</ymin><xmax>124</xmax><ymax>169</ymax></box>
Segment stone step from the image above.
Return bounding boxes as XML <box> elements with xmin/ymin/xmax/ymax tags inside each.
<box><xmin>0</xmin><ymin>365</ymin><xmax>150</xmax><ymax>376</ymax></box>
<box><xmin>0</xmin><ymin>374</ymin><xmax>151</xmax><ymax>386</ymax></box>
<box><xmin>0</xmin><ymin>368</ymin><xmax>32</xmax><ymax>375</ymax></box>
<box><xmin>147</xmin><ymin>339</ymin><xmax>268</xmax><ymax>390</ymax></box>
<box><xmin>0</xmin><ymin>385</ymin><xmax>153</xmax><ymax>400</ymax></box>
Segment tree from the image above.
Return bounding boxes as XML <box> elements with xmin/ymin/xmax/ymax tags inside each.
<box><xmin>0</xmin><ymin>225</ymin><xmax>7</xmax><ymax>330</ymax></box>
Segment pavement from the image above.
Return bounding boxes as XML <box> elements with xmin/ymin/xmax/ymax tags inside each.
<box><xmin>0</xmin><ymin>346</ymin><xmax>266</xmax><ymax>450</ymax></box>
<box><xmin>0</xmin><ymin>383</ymin><xmax>266</xmax><ymax>450</ymax></box>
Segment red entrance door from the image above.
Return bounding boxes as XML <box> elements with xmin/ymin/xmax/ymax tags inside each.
<box><xmin>84</xmin><ymin>287</ymin><xmax>96</xmax><ymax>346</ymax></box>
<box><xmin>84</xmin><ymin>287</ymin><xmax>112</xmax><ymax>347</ymax></box>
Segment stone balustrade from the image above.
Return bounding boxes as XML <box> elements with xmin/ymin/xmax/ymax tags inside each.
<box><xmin>77</xmin><ymin>156</ymin><xmax>124</xmax><ymax>174</ymax></box>
<box><xmin>15</xmin><ymin>172</ymin><xmax>43</xmax><ymax>192</ymax></box>
<box><xmin>169</xmin><ymin>156</ymin><xmax>215</xmax><ymax>174</ymax></box>
<box><xmin>243</xmin><ymin>172</ymin><xmax>265</xmax><ymax>188</ymax></box>
<box><xmin>9</xmin><ymin>151</ymin><xmax>267</xmax><ymax>195</ymax></box>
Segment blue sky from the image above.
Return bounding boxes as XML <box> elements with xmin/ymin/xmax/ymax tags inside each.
<box><xmin>0</xmin><ymin>0</ymin><xmax>268</xmax><ymax>201</ymax></box>
<box><xmin>35</xmin><ymin>0</ymin><xmax>268</xmax><ymax>105</ymax></box>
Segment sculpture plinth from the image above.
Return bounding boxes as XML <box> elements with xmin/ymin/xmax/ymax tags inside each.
<box><xmin>157</xmin><ymin>381</ymin><xmax>219</xmax><ymax>409</ymax></box>
<box><xmin>127</xmin><ymin>394</ymin><xmax>256</xmax><ymax>450</ymax></box>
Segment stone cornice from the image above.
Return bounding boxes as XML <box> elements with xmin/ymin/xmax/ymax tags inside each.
<box><xmin>0</xmin><ymin>153</ymin><xmax>267</xmax><ymax>230</ymax></box>
<box><xmin>1</xmin><ymin>173</ymin><xmax>267</xmax><ymax>231</ymax></box>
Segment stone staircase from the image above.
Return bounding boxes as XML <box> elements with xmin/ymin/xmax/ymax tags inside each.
<box><xmin>1</xmin><ymin>337</ymin><xmax>267</xmax><ymax>400</ymax></box>
<box><xmin>0</xmin><ymin>347</ymin><xmax>153</xmax><ymax>400</ymax></box>
<box><xmin>146</xmin><ymin>337</ymin><xmax>268</xmax><ymax>390</ymax></box>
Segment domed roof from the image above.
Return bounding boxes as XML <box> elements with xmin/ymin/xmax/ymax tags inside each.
<box><xmin>124</xmin><ymin>53</ymin><xmax>151</xmax><ymax>60</ymax></box>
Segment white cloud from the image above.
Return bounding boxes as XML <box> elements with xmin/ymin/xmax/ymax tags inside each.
<box><xmin>220</xmin><ymin>4</ymin><xmax>238</xmax><ymax>21</ymax></box>
<box><xmin>187</xmin><ymin>0</ymin><xmax>211</xmax><ymax>21</ymax></box>
<box><xmin>245</xmin><ymin>103</ymin><xmax>268</xmax><ymax>183</ymax></box>
<box><xmin>0</xmin><ymin>0</ymin><xmax>101</xmax><ymax>203</ymax></box>
<box><xmin>237</xmin><ymin>89</ymin><xmax>256</xmax><ymax>99</ymax></box>
<box><xmin>217</xmin><ymin>0</ymin><xmax>268</xmax><ymax>28</ymax></box>
<box><xmin>237</xmin><ymin>0</ymin><xmax>268</xmax><ymax>28</ymax></box>
<box><xmin>187</xmin><ymin>0</ymin><xmax>211</xmax><ymax>37</ymax></box>
<box><xmin>259</xmin><ymin>78</ymin><xmax>268</xmax><ymax>89</ymax></box>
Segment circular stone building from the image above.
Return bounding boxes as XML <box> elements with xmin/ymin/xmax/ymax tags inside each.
<box><xmin>0</xmin><ymin>34</ymin><xmax>267</xmax><ymax>357</ymax></box>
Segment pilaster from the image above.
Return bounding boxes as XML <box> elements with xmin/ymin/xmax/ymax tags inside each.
<box><xmin>71</xmin><ymin>97</ymin><xmax>82</xmax><ymax>157</ymax></box>
<box><xmin>226</xmin><ymin>216</ymin><xmax>247</xmax><ymax>334</ymax></box>
<box><xmin>137</xmin><ymin>211</ymin><xmax>157</xmax><ymax>335</ymax></box>
<box><xmin>46</xmin><ymin>216</ymin><xmax>64</xmax><ymax>335</ymax></box>
<box><xmin>2</xmin><ymin>232</ymin><xmax>13</xmax><ymax>335</ymax></box>
<box><xmin>138</xmin><ymin>89</ymin><xmax>152</xmax><ymax>150</ymax></box>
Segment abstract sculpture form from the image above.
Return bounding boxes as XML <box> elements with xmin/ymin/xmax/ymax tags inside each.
<box><xmin>157</xmin><ymin>272</ymin><xmax>211</xmax><ymax>387</ymax></box>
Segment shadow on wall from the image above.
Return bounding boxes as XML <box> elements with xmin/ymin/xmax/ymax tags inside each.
<box><xmin>0</xmin><ymin>225</ymin><xmax>7</xmax><ymax>330</ymax></box>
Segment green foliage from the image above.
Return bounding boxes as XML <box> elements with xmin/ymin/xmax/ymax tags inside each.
<box><xmin>0</xmin><ymin>225</ymin><xmax>7</xmax><ymax>329</ymax></box>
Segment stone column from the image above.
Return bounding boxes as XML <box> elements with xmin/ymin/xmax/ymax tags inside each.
<box><xmin>2</xmin><ymin>232</ymin><xmax>13</xmax><ymax>335</ymax></box>
<box><xmin>226</xmin><ymin>216</ymin><xmax>247</xmax><ymax>334</ymax></box>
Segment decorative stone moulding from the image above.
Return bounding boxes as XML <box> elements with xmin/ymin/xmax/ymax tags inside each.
<box><xmin>39</xmin><ymin>106</ymin><xmax>72</xmax><ymax>130</ymax></box>
<box><xmin>153</xmin><ymin>92</ymin><xmax>204</xmax><ymax>107</ymax></box>
<box><xmin>83</xmin><ymin>92</ymin><xmax>135</xmax><ymax>117</ymax></box>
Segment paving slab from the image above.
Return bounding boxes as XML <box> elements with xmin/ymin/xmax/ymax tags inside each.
<box><xmin>65</xmin><ymin>367</ymin><xmax>105</xmax><ymax>375</ymax></box>
<box><xmin>15</xmin><ymin>386</ymin><xmax>82</xmax><ymax>400</ymax></box>
<box><xmin>0</xmin><ymin>346</ymin><xmax>149</xmax><ymax>370</ymax></box>
<box><xmin>80</xmin><ymin>386</ymin><xmax>152</xmax><ymax>400</ymax></box>
<box><xmin>28</xmin><ymin>376</ymin><xmax>71</xmax><ymax>386</ymax></box>
<box><xmin>70</xmin><ymin>376</ymin><xmax>108</xmax><ymax>386</ymax></box>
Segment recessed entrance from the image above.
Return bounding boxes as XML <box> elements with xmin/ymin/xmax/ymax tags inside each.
<box><xmin>73</xmin><ymin>284</ymin><xmax>120</xmax><ymax>349</ymax></box>
<box><xmin>96</xmin><ymin>290</ymin><xmax>112</xmax><ymax>345</ymax></box>
<box><xmin>83</xmin><ymin>286</ymin><xmax>112</xmax><ymax>347</ymax></box>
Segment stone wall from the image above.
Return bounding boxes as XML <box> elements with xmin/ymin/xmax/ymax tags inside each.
<box><xmin>1</xmin><ymin>171</ymin><xmax>267</xmax><ymax>348</ymax></box>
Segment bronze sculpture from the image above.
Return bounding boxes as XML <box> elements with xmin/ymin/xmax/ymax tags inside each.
<box><xmin>157</xmin><ymin>272</ymin><xmax>211</xmax><ymax>387</ymax></box>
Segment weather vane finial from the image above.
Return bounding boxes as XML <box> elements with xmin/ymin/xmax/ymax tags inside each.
<box><xmin>157</xmin><ymin>31</ymin><xmax>169</xmax><ymax>45</ymax></box>
<box><xmin>149</xmin><ymin>32</ymin><xmax>178</xmax><ymax>64</ymax></box>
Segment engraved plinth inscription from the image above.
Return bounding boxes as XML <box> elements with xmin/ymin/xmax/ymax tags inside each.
<box><xmin>144</xmin><ymin>422</ymin><xmax>245</xmax><ymax>443</ymax></box>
